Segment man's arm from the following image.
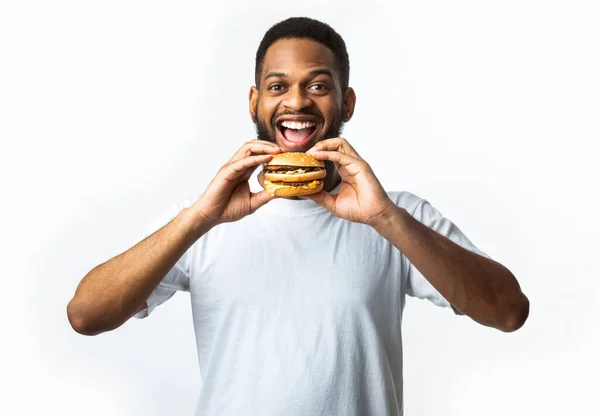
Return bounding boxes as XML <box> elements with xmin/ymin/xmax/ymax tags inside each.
<box><xmin>303</xmin><ymin>138</ymin><xmax>528</xmax><ymax>331</ymax></box>
<box><xmin>67</xmin><ymin>207</ymin><xmax>212</xmax><ymax>336</ymax></box>
<box><xmin>67</xmin><ymin>140</ymin><xmax>283</xmax><ymax>336</ymax></box>
<box><xmin>371</xmin><ymin>204</ymin><xmax>529</xmax><ymax>332</ymax></box>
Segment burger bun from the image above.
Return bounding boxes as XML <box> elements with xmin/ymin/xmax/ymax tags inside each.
<box><xmin>265</xmin><ymin>180</ymin><xmax>324</xmax><ymax>197</ymax></box>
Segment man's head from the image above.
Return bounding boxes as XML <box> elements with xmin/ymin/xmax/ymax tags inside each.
<box><xmin>250</xmin><ymin>17</ymin><xmax>356</xmax><ymax>152</ymax></box>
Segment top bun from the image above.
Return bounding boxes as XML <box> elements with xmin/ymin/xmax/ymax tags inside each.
<box><xmin>266</xmin><ymin>152</ymin><xmax>325</xmax><ymax>168</ymax></box>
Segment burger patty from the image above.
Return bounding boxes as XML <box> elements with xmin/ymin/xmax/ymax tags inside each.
<box><xmin>269</xmin><ymin>180</ymin><xmax>323</xmax><ymax>186</ymax></box>
<box><xmin>265</xmin><ymin>166</ymin><xmax>323</xmax><ymax>172</ymax></box>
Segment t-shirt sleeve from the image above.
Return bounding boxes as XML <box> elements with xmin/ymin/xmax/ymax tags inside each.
<box><xmin>133</xmin><ymin>200</ymin><xmax>194</xmax><ymax>319</ymax></box>
<box><xmin>405</xmin><ymin>198</ymin><xmax>491</xmax><ymax>312</ymax></box>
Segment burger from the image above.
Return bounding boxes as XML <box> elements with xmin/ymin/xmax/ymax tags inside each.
<box><xmin>263</xmin><ymin>152</ymin><xmax>326</xmax><ymax>197</ymax></box>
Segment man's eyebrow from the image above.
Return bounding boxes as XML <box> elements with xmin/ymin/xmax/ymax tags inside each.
<box><xmin>309</xmin><ymin>68</ymin><xmax>334</xmax><ymax>78</ymax></box>
<box><xmin>263</xmin><ymin>69</ymin><xmax>334</xmax><ymax>81</ymax></box>
<box><xmin>264</xmin><ymin>71</ymin><xmax>287</xmax><ymax>80</ymax></box>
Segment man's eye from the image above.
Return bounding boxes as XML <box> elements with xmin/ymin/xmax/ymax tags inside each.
<box><xmin>309</xmin><ymin>84</ymin><xmax>328</xmax><ymax>91</ymax></box>
<box><xmin>269</xmin><ymin>84</ymin><xmax>284</xmax><ymax>91</ymax></box>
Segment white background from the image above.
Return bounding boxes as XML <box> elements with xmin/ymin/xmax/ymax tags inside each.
<box><xmin>2</xmin><ymin>0</ymin><xmax>599</xmax><ymax>414</ymax></box>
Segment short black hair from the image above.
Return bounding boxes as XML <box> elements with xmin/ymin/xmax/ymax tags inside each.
<box><xmin>255</xmin><ymin>17</ymin><xmax>350</xmax><ymax>90</ymax></box>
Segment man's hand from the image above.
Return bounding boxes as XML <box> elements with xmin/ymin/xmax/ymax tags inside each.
<box><xmin>303</xmin><ymin>138</ymin><xmax>396</xmax><ymax>226</ymax></box>
<box><xmin>193</xmin><ymin>139</ymin><xmax>283</xmax><ymax>227</ymax></box>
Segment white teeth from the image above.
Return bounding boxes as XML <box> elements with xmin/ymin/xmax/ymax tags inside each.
<box><xmin>280</xmin><ymin>121</ymin><xmax>316</xmax><ymax>130</ymax></box>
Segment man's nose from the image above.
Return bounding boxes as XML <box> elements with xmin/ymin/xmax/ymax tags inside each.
<box><xmin>282</xmin><ymin>86</ymin><xmax>311</xmax><ymax>111</ymax></box>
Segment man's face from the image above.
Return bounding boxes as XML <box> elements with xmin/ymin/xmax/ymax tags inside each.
<box><xmin>250</xmin><ymin>38</ymin><xmax>348</xmax><ymax>152</ymax></box>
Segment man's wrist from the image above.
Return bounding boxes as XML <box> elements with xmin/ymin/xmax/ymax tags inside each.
<box><xmin>177</xmin><ymin>206</ymin><xmax>215</xmax><ymax>242</ymax></box>
<box><xmin>369</xmin><ymin>204</ymin><xmax>412</xmax><ymax>242</ymax></box>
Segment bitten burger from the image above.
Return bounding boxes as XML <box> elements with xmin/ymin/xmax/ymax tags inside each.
<box><xmin>263</xmin><ymin>152</ymin><xmax>326</xmax><ymax>197</ymax></box>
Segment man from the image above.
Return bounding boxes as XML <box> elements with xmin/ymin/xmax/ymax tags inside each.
<box><xmin>68</xmin><ymin>17</ymin><xmax>529</xmax><ymax>415</ymax></box>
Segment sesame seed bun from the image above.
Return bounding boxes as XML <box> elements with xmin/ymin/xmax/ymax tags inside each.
<box><xmin>263</xmin><ymin>152</ymin><xmax>326</xmax><ymax>197</ymax></box>
<box><xmin>265</xmin><ymin>152</ymin><xmax>325</xmax><ymax>168</ymax></box>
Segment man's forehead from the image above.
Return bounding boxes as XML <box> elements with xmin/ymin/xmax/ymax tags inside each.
<box><xmin>262</xmin><ymin>38</ymin><xmax>338</xmax><ymax>78</ymax></box>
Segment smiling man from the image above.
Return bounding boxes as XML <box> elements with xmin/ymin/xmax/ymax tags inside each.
<box><xmin>250</xmin><ymin>30</ymin><xmax>356</xmax><ymax>194</ymax></box>
<box><xmin>68</xmin><ymin>17</ymin><xmax>529</xmax><ymax>415</ymax></box>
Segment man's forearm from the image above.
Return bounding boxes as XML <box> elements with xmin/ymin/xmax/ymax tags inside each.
<box><xmin>371</xmin><ymin>205</ymin><xmax>529</xmax><ymax>332</ymax></box>
<box><xmin>67</xmin><ymin>206</ymin><xmax>212</xmax><ymax>336</ymax></box>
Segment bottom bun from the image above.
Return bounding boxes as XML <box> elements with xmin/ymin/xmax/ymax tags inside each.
<box><xmin>264</xmin><ymin>180</ymin><xmax>324</xmax><ymax>197</ymax></box>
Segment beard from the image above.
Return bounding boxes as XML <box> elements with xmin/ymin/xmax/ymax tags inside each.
<box><xmin>253</xmin><ymin>103</ymin><xmax>346</xmax><ymax>191</ymax></box>
<box><xmin>253</xmin><ymin>104</ymin><xmax>346</xmax><ymax>146</ymax></box>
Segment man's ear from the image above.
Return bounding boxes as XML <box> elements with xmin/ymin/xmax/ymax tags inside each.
<box><xmin>342</xmin><ymin>87</ymin><xmax>356</xmax><ymax>122</ymax></box>
<box><xmin>249</xmin><ymin>86</ymin><xmax>259</xmax><ymax>123</ymax></box>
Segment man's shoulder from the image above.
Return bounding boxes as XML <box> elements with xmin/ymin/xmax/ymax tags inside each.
<box><xmin>385</xmin><ymin>190</ymin><xmax>426</xmax><ymax>215</ymax></box>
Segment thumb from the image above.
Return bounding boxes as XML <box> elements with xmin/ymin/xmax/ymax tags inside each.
<box><xmin>250</xmin><ymin>190</ymin><xmax>277</xmax><ymax>213</ymax></box>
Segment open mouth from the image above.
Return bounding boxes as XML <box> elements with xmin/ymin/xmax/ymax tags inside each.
<box><xmin>277</xmin><ymin>120</ymin><xmax>319</xmax><ymax>149</ymax></box>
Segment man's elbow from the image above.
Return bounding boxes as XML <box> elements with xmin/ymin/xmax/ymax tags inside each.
<box><xmin>67</xmin><ymin>300</ymin><xmax>103</xmax><ymax>336</ymax></box>
<box><xmin>501</xmin><ymin>293</ymin><xmax>530</xmax><ymax>333</ymax></box>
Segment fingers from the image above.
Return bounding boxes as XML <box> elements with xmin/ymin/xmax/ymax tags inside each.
<box><xmin>217</xmin><ymin>139</ymin><xmax>280</xmax><ymax>190</ymax></box>
<box><xmin>307</xmin><ymin>137</ymin><xmax>362</xmax><ymax>160</ymax></box>
<box><xmin>249</xmin><ymin>189</ymin><xmax>277</xmax><ymax>213</ymax></box>
<box><xmin>230</xmin><ymin>139</ymin><xmax>283</xmax><ymax>163</ymax></box>
<box><xmin>307</xmin><ymin>149</ymin><xmax>363</xmax><ymax>167</ymax></box>
<box><xmin>221</xmin><ymin>153</ymin><xmax>274</xmax><ymax>183</ymax></box>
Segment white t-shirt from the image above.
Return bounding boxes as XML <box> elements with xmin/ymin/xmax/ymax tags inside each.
<box><xmin>135</xmin><ymin>172</ymin><xmax>489</xmax><ymax>415</ymax></box>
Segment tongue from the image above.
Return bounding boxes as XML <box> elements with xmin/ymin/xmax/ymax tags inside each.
<box><xmin>283</xmin><ymin>127</ymin><xmax>314</xmax><ymax>143</ymax></box>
